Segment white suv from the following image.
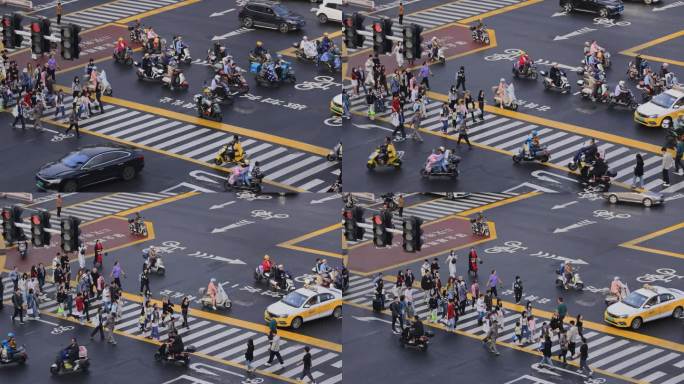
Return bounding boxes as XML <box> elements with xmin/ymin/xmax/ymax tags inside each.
<box><xmin>312</xmin><ymin>0</ymin><xmax>342</xmax><ymax>23</ymax></box>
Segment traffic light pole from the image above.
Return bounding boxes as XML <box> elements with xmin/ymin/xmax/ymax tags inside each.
<box><xmin>13</xmin><ymin>28</ymin><xmax>60</xmax><ymax>42</ymax></box>
<box><xmin>14</xmin><ymin>222</ymin><xmax>61</xmax><ymax>235</ymax></box>
<box><xmin>356</xmin><ymin>222</ymin><xmax>402</xmax><ymax>235</ymax></box>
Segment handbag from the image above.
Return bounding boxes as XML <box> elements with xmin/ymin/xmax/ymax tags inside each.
<box><xmin>391</xmin><ymin>112</ymin><xmax>399</xmax><ymax>127</ymax></box>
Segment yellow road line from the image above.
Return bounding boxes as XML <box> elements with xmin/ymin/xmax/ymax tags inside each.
<box><xmin>620</xmin><ymin>221</ymin><xmax>684</xmax><ymax>259</ymax></box>
<box><xmin>32</xmin><ymin>309</ymin><xmax>306</xmax><ymax>384</ymax></box>
<box><xmin>114</xmin><ymin>191</ymin><xmax>199</xmax><ymax>217</ymax></box>
<box><xmin>344</xmin><ymin>300</ymin><xmax>647</xmax><ymax>384</ymax></box>
<box><xmin>277</xmin><ymin>223</ymin><xmax>346</xmax><ymax>259</ymax></box>
<box><xmin>620</xmin><ymin>29</ymin><xmax>684</xmax><ymax>55</ymax></box>
<box><xmin>52</xmin><ymin>85</ymin><xmax>329</xmax><ymax>157</ymax></box>
<box><xmin>117</xmin><ymin>0</ymin><xmax>202</xmax><ymax>24</ymax></box>
<box><xmin>14</xmin><ymin>104</ymin><xmax>305</xmax><ymax>193</ymax></box>
<box><xmin>120</xmin><ymin>292</ymin><xmax>342</xmax><ymax>352</ymax></box>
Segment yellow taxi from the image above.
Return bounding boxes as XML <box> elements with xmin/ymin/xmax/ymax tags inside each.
<box><xmin>265</xmin><ymin>286</ymin><xmax>342</xmax><ymax>329</ymax></box>
<box><xmin>634</xmin><ymin>86</ymin><xmax>684</xmax><ymax>129</ymax></box>
<box><xmin>604</xmin><ymin>284</ymin><xmax>684</xmax><ymax>330</ymax></box>
<box><xmin>330</xmin><ymin>94</ymin><xmax>343</xmax><ymax>116</ymax></box>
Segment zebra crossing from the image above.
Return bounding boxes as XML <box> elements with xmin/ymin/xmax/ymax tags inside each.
<box><xmin>344</xmin><ymin>274</ymin><xmax>684</xmax><ymax>384</ymax></box>
<box><xmin>38</xmin><ymin>96</ymin><xmax>339</xmax><ymax>192</ymax></box>
<box><xmin>347</xmin><ymin>192</ymin><xmax>516</xmax><ymax>245</ymax></box>
<box><xmin>11</xmin><ymin>0</ymin><xmax>185</xmax><ymax>51</ymax></box>
<box><xmin>0</xmin><ymin>278</ymin><xmax>342</xmax><ymax>384</ymax></box>
<box><xmin>347</xmin><ymin>90</ymin><xmax>684</xmax><ymax>193</ymax></box>
<box><xmin>346</xmin><ymin>0</ymin><xmax>523</xmax><ymax>53</ymax></box>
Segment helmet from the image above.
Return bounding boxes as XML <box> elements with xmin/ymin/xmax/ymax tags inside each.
<box><xmin>613</xmin><ymin>276</ymin><xmax>619</xmax><ymax>281</ymax></box>
<box><xmin>584</xmin><ymin>41</ymin><xmax>590</xmax><ymax>46</ymax></box>
<box><xmin>8</xmin><ymin>332</ymin><xmax>14</xmax><ymax>338</ymax></box>
<box><xmin>278</xmin><ymin>264</ymin><xmax>284</xmax><ymax>268</ymax></box>
<box><xmin>256</xmin><ymin>41</ymin><xmax>262</xmax><ymax>46</ymax></box>
<box><xmin>264</xmin><ymin>255</ymin><xmax>270</xmax><ymax>260</ymax></box>
<box><xmin>214</xmin><ymin>74</ymin><xmax>220</xmax><ymax>80</ymax></box>
<box><xmin>662</xmin><ymin>63</ymin><xmax>669</xmax><ymax>68</ymax></box>
<box><xmin>531</xmin><ymin>130</ymin><xmax>538</xmax><ymax>137</ymax></box>
<box><xmin>619</xmin><ymin>80</ymin><xmax>625</xmax><ymax>86</ymax></box>
<box><xmin>302</xmin><ymin>35</ymin><xmax>308</xmax><ymax>40</ymax></box>
<box><xmin>438</xmin><ymin>146</ymin><xmax>445</xmax><ymax>152</ymax></box>
<box><xmin>210</xmin><ymin>278</ymin><xmax>216</xmax><ymax>283</ymax></box>
<box><xmin>500</xmin><ymin>78</ymin><xmax>505</xmax><ymax>82</ymax></box>
<box><xmin>324</xmin><ymin>32</ymin><xmax>329</xmax><ymax>37</ymax></box>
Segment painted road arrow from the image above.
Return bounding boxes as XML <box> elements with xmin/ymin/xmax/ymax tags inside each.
<box><xmin>352</xmin><ymin>316</ymin><xmax>392</xmax><ymax>324</ymax></box>
<box><xmin>553</xmin><ymin>219</ymin><xmax>596</xmax><ymax>234</ymax></box>
<box><xmin>210</xmin><ymin>8</ymin><xmax>235</xmax><ymax>17</ymax></box>
<box><xmin>311</xmin><ymin>194</ymin><xmax>340</xmax><ymax>204</ymax></box>
<box><xmin>353</xmin><ymin>123</ymin><xmax>394</xmax><ymax>133</ymax></box>
<box><xmin>190</xmin><ymin>362</ymin><xmax>245</xmax><ymax>378</ymax></box>
<box><xmin>212</xmin><ymin>28</ymin><xmax>255</xmax><ymax>41</ymax></box>
<box><xmin>531</xmin><ymin>363</ymin><xmax>561</xmax><ymax>376</ymax></box>
<box><xmin>553</xmin><ymin>27</ymin><xmax>596</xmax><ymax>41</ymax></box>
<box><xmin>211</xmin><ymin>220</ymin><xmax>254</xmax><ymax>233</ymax></box>
<box><xmin>209</xmin><ymin>201</ymin><xmax>235</xmax><ymax>210</ymax></box>
<box><xmin>551</xmin><ymin>201</ymin><xmax>578</xmax><ymax>210</ymax></box>
<box><xmin>654</xmin><ymin>1</ymin><xmax>684</xmax><ymax>11</ymax></box>
<box><xmin>551</xmin><ymin>11</ymin><xmax>567</xmax><ymax>17</ymax></box>
<box><xmin>532</xmin><ymin>170</ymin><xmax>579</xmax><ymax>184</ymax></box>
<box><xmin>189</xmin><ymin>170</ymin><xmax>224</xmax><ymax>184</ymax></box>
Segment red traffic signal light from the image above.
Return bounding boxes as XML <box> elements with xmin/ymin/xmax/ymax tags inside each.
<box><xmin>373</xmin><ymin>22</ymin><xmax>382</xmax><ymax>33</ymax></box>
<box><xmin>373</xmin><ymin>215</ymin><xmax>383</xmax><ymax>225</ymax></box>
<box><xmin>31</xmin><ymin>22</ymin><xmax>40</xmax><ymax>33</ymax></box>
<box><xmin>31</xmin><ymin>214</ymin><xmax>41</xmax><ymax>225</ymax></box>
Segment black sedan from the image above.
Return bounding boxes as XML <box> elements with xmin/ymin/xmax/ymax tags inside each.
<box><xmin>36</xmin><ymin>145</ymin><xmax>144</xmax><ymax>192</ymax></box>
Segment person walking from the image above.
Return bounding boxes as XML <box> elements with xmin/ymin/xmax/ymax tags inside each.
<box><xmin>631</xmin><ymin>153</ymin><xmax>645</xmax><ymax>189</ymax></box>
<box><xmin>140</xmin><ymin>267</ymin><xmax>150</xmax><ymax>295</ymax></box>
<box><xmin>487</xmin><ymin>270</ymin><xmax>502</xmax><ymax>298</ymax></box>
<box><xmin>245</xmin><ymin>338</ymin><xmax>255</xmax><ymax>373</ymax></box>
<box><xmin>9</xmin><ymin>266</ymin><xmax>19</xmax><ymax>291</ymax></box>
<box><xmin>110</xmin><ymin>261</ymin><xmax>125</xmax><ymax>288</ymax></box>
<box><xmin>391</xmin><ymin>95</ymin><xmax>406</xmax><ymax>141</ymax></box>
<box><xmin>410</xmin><ymin>98</ymin><xmax>424</xmax><ymax>142</ymax></box>
<box><xmin>106</xmin><ymin>312</ymin><xmax>117</xmax><ymax>345</ymax></box>
<box><xmin>486</xmin><ymin>316</ymin><xmax>500</xmax><ymax>355</ymax></box>
<box><xmin>540</xmin><ymin>334</ymin><xmax>554</xmax><ymax>367</ymax></box>
<box><xmin>11</xmin><ymin>288</ymin><xmax>24</xmax><ymax>324</ymax></box>
<box><xmin>11</xmin><ymin>99</ymin><xmax>26</xmax><ymax>129</ymax></box>
<box><xmin>419</xmin><ymin>61</ymin><xmax>431</xmax><ymax>89</ymax></box>
<box><xmin>398</xmin><ymin>2</ymin><xmax>404</xmax><ymax>24</ymax></box>
<box><xmin>455</xmin><ymin>66</ymin><xmax>466</xmax><ymax>91</ymax></box>
<box><xmin>65</xmin><ymin>106</ymin><xmax>80</xmax><ymax>138</ymax></box>
<box><xmin>440</xmin><ymin>102</ymin><xmax>451</xmax><ymax>134</ymax></box>
<box><xmin>95</xmin><ymin>82</ymin><xmax>104</xmax><ymax>114</ymax></box>
<box><xmin>0</xmin><ymin>272</ymin><xmax>4</xmax><ymax>310</ymax></box>
<box><xmin>675</xmin><ymin>139</ymin><xmax>684</xmax><ymax>176</ymax></box>
<box><xmin>557</xmin><ymin>297</ymin><xmax>567</xmax><ymax>323</ymax></box>
<box><xmin>578</xmin><ymin>337</ymin><xmax>593</xmax><ymax>377</ymax></box>
<box><xmin>56</xmin><ymin>194</ymin><xmax>63</xmax><ymax>217</ymax></box>
<box><xmin>341</xmin><ymin>89</ymin><xmax>351</xmax><ymax>120</ymax></box>
<box><xmin>265</xmin><ymin>329</ymin><xmax>284</xmax><ymax>368</ymax></box>
<box><xmin>56</xmin><ymin>1</ymin><xmax>63</xmax><ymax>24</ymax></box>
<box><xmin>299</xmin><ymin>346</ymin><xmax>316</xmax><ymax>383</ymax></box>
<box><xmin>180</xmin><ymin>296</ymin><xmax>190</xmax><ymax>329</ymax></box>
<box><xmin>390</xmin><ymin>296</ymin><xmax>403</xmax><ymax>333</ymax></box>
<box><xmin>662</xmin><ymin>147</ymin><xmax>674</xmax><ymax>187</ymax></box>
<box><xmin>456</xmin><ymin>114</ymin><xmax>472</xmax><ymax>149</ymax></box>
<box><xmin>397</xmin><ymin>194</ymin><xmax>405</xmax><ymax>217</ymax></box>
<box><xmin>446</xmin><ymin>251</ymin><xmax>457</xmax><ymax>278</ymax></box>
<box><xmin>33</xmin><ymin>98</ymin><xmax>44</xmax><ymax>131</ymax></box>
<box><xmin>90</xmin><ymin>307</ymin><xmax>106</xmax><ymax>341</ymax></box>
<box><xmin>477</xmin><ymin>90</ymin><xmax>485</xmax><ymax>122</ymax></box>
<box><xmin>567</xmin><ymin>320</ymin><xmax>579</xmax><ymax>358</ymax></box>
<box><xmin>513</xmin><ymin>276</ymin><xmax>523</xmax><ymax>304</ymax></box>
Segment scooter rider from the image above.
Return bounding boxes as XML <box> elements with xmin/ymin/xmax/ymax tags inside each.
<box><xmin>114</xmin><ymin>37</ymin><xmax>128</xmax><ymax>59</ymax></box>
<box><xmin>147</xmin><ymin>246</ymin><xmax>158</xmax><ymax>268</ymax></box>
<box><xmin>260</xmin><ymin>255</ymin><xmax>273</xmax><ymax>277</ymax></box>
<box><xmin>474</xmin><ymin>19</ymin><xmax>486</xmax><ymax>41</ymax></box>
<box><xmin>562</xmin><ymin>262</ymin><xmax>574</xmax><ymax>289</ymax></box>
<box><xmin>573</xmin><ymin>138</ymin><xmax>598</xmax><ymax>165</ymax></box>
<box><xmin>610</xmin><ymin>277</ymin><xmax>627</xmax><ymax>301</ymax></box>
<box><xmin>274</xmin><ymin>264</ymin><xmax>287</xmax><ymax>290</ymax></box>
<box><xmin>588</xmin><ymin>154</ymin><xmax>608</xmax><ymax>183</ymax></box>
<box><xmin>173</xmin><ymin>35</ymin><xmax>186</xmax><ymax>59</ymax></box>
<box><xmin>207</xmin><ymin>278</ymin><xmax>219</xmax><ymax>310</ymax></box>
<box><xmin>549</xmin><ymin>63</ymin><xmax>562</xmax><ymax>87</ymax></box>
<box><xmin>252</xmin><ymin>41</ymin><xmax>268</xmax><ymax>62</ymax></box>
<box><xmin>142</xmin><ymin>53</ymin><xmax>153</xmax><ymax>77</ymax></box>
<box><xmin>320</xmin><ymin>33</ymin><xmax>332</xmax><ymax>53</ymax></box>
<box><xmin>380</xmin><ymin>136</ymin><xmax>398</xmax><ymax>165</ymax></box>
<box><xmin>428</xmin><ymin>37</ymin><xmax>441</xmax><ymax>61</ymax></box>
<box><xmin>517</xmin><ymin>51</ymin><xmax>531</xmax><ymax>75</ymax></box>
<box><xmin>614</xmin><ymin>80</ymin><xmax>632</xmax><ymax>104</ymax></box>
<box><xmin>523</xmin><ymin>130</ymin><xmax>541</xmax><ymax>157</ymax></box>
<box><xmin>405</xmin><ymin>315</ymin><xmax>425</xmax><ymax>343</ymax></box>
<box><xmin>58</xmin><ymin>338</ymin><xmax>79</xmax><ymax>369</ymax></box>
<box><xmin>425</xmin><ymin>147</ymin><xmax>446</xmax><ymax>172</ymax></box>
<box><xmin>3</xmin><ymin>333</ymin><xmax>17</xmax><ymax>360</ymax></box>
<box><xmin>299</xmin><ymin>36</ymin><xmax>318</xmax><ymax>60</ymax></box>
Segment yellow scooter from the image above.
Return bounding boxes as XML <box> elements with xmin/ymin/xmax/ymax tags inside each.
<box><xmin>367</xmin><ymin>145</ymin><xmax>403</xmax><ymax>170</ymax></box>
<box><xmin>214</xmin><ymin>143</ymin><xmax>246</xmax><ymax>166</ymax></box>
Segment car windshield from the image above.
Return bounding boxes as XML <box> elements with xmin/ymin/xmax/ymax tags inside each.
<box><xmin>272</xmin><ymin>4</ymin><xmax>290</xmax><ymax>16</ymax></box>
<box><xmin>622</xmin><ymin>291</ymin><xmax>649</xmax><ymax>308</ymax></box>
<box><xmin>281</xmin><ymin>291</ymin><xmax>307</xmax><ymax>308</ymax></box>
<box><xmin>60</xmin><ymin>152</ymin><xmax>89</xmax><ymax>168</ymax></box>
<box><xmin>651</xmin><ymin>93</ymin><xmax>677</xmax><ymax>109</ymax></box>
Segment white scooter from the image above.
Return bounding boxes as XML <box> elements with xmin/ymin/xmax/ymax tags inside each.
<box><xmin>605</xmin><ymin>284</ymin><xmax>629</xmax><ymax>306</ymax></box>
<box><xmin>198</xmin><ymin>283</ymin><xmax>232</xmax><ymax>310</ymax></box>
<box><xmin>145</xmin><ymin>256</ymin><xmax>166</xmax><ymax>276</ymax></box>
<box><xmin>269</xmin><ymin>272</ymin><xmax>295</xmax><ymax>294</ymax></box>
<box><xmin>540</xmin><ymin>70</ymin><xmax>571</xmax><ymax>93</ymax></box>
<box><xmin>555</xmin><ymin>268</ymin><xmax>584</xmax><ymax>291</ymax></box>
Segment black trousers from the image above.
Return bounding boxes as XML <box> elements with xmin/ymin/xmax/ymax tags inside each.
<box><xmin>514</xmin><ymin>290</ymin><xmax>522</xmax><ymax>304</ymax></box>
<box><xmin>392</xmin><ymin>122</ymin><xmax>406</xmax><ymax>139</ymax></box>
<box><xmin>456</xmin><ymin>78</ymin><xmax>466</xmax><ymax>91</ymax></box>
<box><xmin>12</xmin><ymin>115</ymin><xmax>25</xmax><ymax>129</ymax></box>
<box><xmin>140</xmin><ymin>279</ymin><xmax>150</xmax><ymax>295</ymax></box>
<box><xmin>57</xmin><ymin>207</ymin><xmax>62</xmax><ymax>217</ymax></box>
<box><xmin>182</xmin><ymin>310</ymin><xmax>188</xmax><ymax>327</ymax></box>
<box><xmin>398</xmin><ymin>14</ymin><xmax>403</xmax><ymax>24</ymax></box>
<box><xmin>391</xmin><ymin>314</ymin><xmax>403</xmax><ymax>332</ymax></box>
<box><xmin>12</xmin><ymin>306</ymin><xmax>23</xmax><ymax>322</ymax></box>
<box><xmin>65</xmin><ymin>122</ymin><xmax>79</xmax><ymax>137</ymax></box>
<box><xmin>267</xmin><ymin>350</ymin><xmax>284</xmax><ymax>364</ymax></box>
<box><xmin>300</xmin><ymin>367</ymin><xmax>315</xmax><ymax>381</ymax></box>
<box><xmin>398</xmin><ymin>207</ymin><xmax>404</xmax><ymax>217</ymax></box>
<box><xmin>91</xmin><ymin>324</ymin><xmax>104</xmax><ymax>340</ymax></box>
<box><xmin>57</xmin><ymin>14</ymin><xmax>61</xmax><ymax>24</ymax></box>
<box><xmin>457</xmin><ymin>132</ymin><xmax>471</xmax><ymax>147</ymax></box>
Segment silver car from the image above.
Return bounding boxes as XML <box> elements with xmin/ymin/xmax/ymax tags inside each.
<box><xmin>604</xmin><ymin>191</ymin><xmax>665</xmax><ymax>207</ymax></box>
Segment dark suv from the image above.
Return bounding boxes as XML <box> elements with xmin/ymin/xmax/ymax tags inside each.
<box><xmin>239</xmin><ymin>1</ymin><xmax>306</xmax><ymax>33</ymax></box>
<box><xmin>560</xmin><ymin>0</ymin><xmax>624</xmax><ymax>17</ymax></box>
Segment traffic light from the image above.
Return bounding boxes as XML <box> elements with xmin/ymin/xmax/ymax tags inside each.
<box><xmin>31</xmin><ymin>21</ymin><xmax>42</xmax><ymax>54</ymax></box>
<box><xmin>382</xmin><ymin>18</ymin><xmax>393</xmax><ymax>53</ymax></box>
<box><xmin>60</xmin><ymin>23</ymin><xmax>80</xmax><ymax>60</ymax></box>
<box><xmin>343</xmin><ymin>12</ymin><xmax>365</xmax><ymax>49</ymax></box>
<box><xmin>41</xmin><ymin>18</ymin><xmax>51</xmax><ymax>54</ymax></box>
<box><xmin>343</xmin><ymin>206</ymin><xmax>365</xmax><ymax>241</ymax></box>
<box><xmin>343</xmin><ymin>13</ymin><xmax>354</xmax><ymax>49</ymax></box>
<box><xmin>372</xmin><ymin>21</ymin><xmax>385</xmax><ymax>54</ymax></box>
<box><xmin>1</xmin><ymin>206</ymin><xmax>14</xmax><ymax>244</ymax></box>
<box><xmin>31</xmin><ymin>210</ymin><xmax>51</xmax><ymax>247</ymax></box>
<box><xmin>60</xmin><ymin>216</ymin><xmax>81</xmax><ymax>252</ymax></box>
<box><xmin>372</xmin><ymin>210</ymin><xmax>393</xmax><ymax>247</ymax></box>
<box><xmin>2</xmin><ymin>15</ymin><xmax>13</xmax><ymax>49</ymax></box>
<box><xmin>403</xmin><ymin>23</ymin><xmax>423</xmax><ymax>60</ymax></box>
<box><xmin>402</xmin><ymin>216</ymin><xmax>423</xmax><ymax>252</ymax></box>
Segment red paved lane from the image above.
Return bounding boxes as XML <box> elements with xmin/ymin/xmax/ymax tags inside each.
<box><xmin>348</xmin><ymin>217</ymin><xmax>495</xmax><ymax>274</ymax></box>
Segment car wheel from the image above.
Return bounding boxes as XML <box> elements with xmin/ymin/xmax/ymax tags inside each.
<box><xmin>121</xmin><ymin>166</ymin><xmax>136</xmax><ymax>181</ymax></box>
<box><xmin>291</xmin><ymin>316</ymin><xmax>303</xmax><ymax>329</ymax></box>
<box><xmin>333</xmin><ymin>306</ymin><xmax>342</xmax><ymax>319</ymax></box>
<box><xmin>661</xmin><ymin>117</ymin><xmax>672</xmax><ymax>129</ymax></box>
<box><xmin>62</xmin><ymin>180</ymin><xmax>78</xmax><ymax>192</ymax></box>
<box><xmin>318</xmin><ymin>14</ymin><xmax>328</xmax><ymax>23</ymax></box>
<box><xmin>599</xmin><ymin>8</ymin><xmax>608</xmax><ymax>17</ymax></box>
<box><xmin>563</xmin><ymin>3</ymin><xmax>573</xmax><ymax>12</ymax></box>
<box><xmin>630</xmin><ymin>317</ymin><xmax>642</xmax><ymax>330</ymax></box>
<box><xmin>642</xmin><ymin>198</ymin><xmax>653</xmax><ymax>207</ymax></box>
<box><xmin>673</xmin><ymin>306</ymin><xmax>683</xmax><ymax>319</ymax></box>
<box><xmin>279</xmin><ymin>23</ymin><xmax>290</xmax><ymax>33</ymax></box>
<box><xmin>608</xmin><ymin>194</ymin><xmax>619</xmax><ymax>204</ymax></box>
<box><xmin>241</xmin><ymin>17</ymin><xmax>254</xmax><ymax>28</ymax></box>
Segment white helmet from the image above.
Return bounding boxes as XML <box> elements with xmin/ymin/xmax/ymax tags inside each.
<box><xmin>500</xmin><ymin>78</ymin><xmax>505</xmax><ymax>82</ymax></box>
<box><xmin>210</xmin><ymin>278</ymin><xmax>217</xmax><ymax>283</ymax></box>
<box><xmin>303</xmin><ymin>36</ymin><xmax>308</xmax><ymax>41</ymax></box>
<box><xmin>619</xmin><ymin>80</ymin><xmax>625</xmax><ymax>86</ymax></box>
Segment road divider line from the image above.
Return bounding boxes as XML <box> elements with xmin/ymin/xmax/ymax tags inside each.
<box><xmin>118</xmin><ymin>292</ymin><xmax>342</xmax><ymax>352</ymax></box>
<box><xmin>619</xmin><ymin>221</ymin><xmax>684</xmax><ymax>259</ymax></box>
<box><xmin>114</xmin><ymin>191</ymin><xmax>199</xmax><ymax>217</ymax></box>
<box><xmin>620</xmin><ymin>29</ymin><xmax>684</xmax><ymax>68</ymax></box>
<box><xmin>277</xmin><ymin>223</ymin><xmax>346</xmax><ymax>260</ymax></box>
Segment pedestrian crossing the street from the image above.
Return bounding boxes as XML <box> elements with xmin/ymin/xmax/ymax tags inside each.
<box><xmin>39</xmin><ymin>96</ymin><xmax>339</xmax><ymax>192</ymax></box>
<box><xmin>0</xmin><ymin>278</ymin><xmax>342</xmax><ymax>384</ymax></box>
<box><xmin>347</xmin><ymin>90</ymin><xmax>684</xmax><ymax>193</ymax></box>
<box><xmin>11</xmin><ymin>0</ymin><xmax>185</xmax><ymax>51</ymax></box>
<box><xmin>346</xmin><ymin>0</ymin><xmax>523</xmax><ymax>53</ymax></box>
<box><xmin>346</xmin><ymin>192</ymin><xmax>516</xmax><ymax>245</ymax></box>
<box><xmin>344</xmin><ymin>274</ymin><xmax>684</xmax><ymax>384</ymax></box>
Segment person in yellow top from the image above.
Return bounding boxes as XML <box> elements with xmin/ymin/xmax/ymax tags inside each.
<box><xmin>382</xmin><ymin>136</ymin><xmax>399</xmax><ymax>165</ymax></box>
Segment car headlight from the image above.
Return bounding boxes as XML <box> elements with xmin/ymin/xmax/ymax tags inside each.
<box><xmin>42</xmin><ymin>178</ymin><xmax>63</xmax><ymax>184</ymax></box>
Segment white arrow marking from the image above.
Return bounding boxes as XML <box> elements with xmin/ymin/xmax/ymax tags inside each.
<box><xmin>311</xmin><ymin>194</ymin><xmax>340</xmax><ymax>204</ymax></box>
<box><xmin>211</xmin><ymin>220</ymin><xmax>254</xmax><ymax>233</ymax></box>
<box><xmin>190</xmin><ymin>362</ymin><xmax>244</xmax><ymax>378</ymax></box>
<box><xmin>551</xmin><ymin>201</ymin><xmax>578</xmax><ymax>210</ymax></box>
<box><xmin>553</xmin><ymin>219</ymin><xmax>596</xmax><ymax>234</ymax></box>
<box><xmin>352</xmin><ymin>316</ymin><xmax>392</xmax><ymax>324</ymax></box>
<box><xmin>532</xmin><ymin>170</ymin><xmax>579</xmax><ymax>184</ymax></box>
<box><xmin>42</xmin><ymin>127</ymin><xmax>59</xmax><ymax>134</ymax></box>
<box><xmin>551</xmin><ymin>11</ymin><xmax>567</xmax><ymax>17</ymax></box>
<box><xmin>665</xmin><ymin>193</ymin><xmax>684</xmax><ymax>202</ymax></box>
<box><xmin>209</xmin><ymin>201</ymin><xmax>235</xmax><ymax>210</ymax></box>
<box><xmin>532</xmin><ymin>363</ymin><xmax>588</xmax><ymax>378</ymax></box>
<box><xmin>189</xmin><ymin>170</ymin><xmax>224</xmax><ymax>184</ymax></box>
<box><xmin>553</xmin><ymin>27</ymin><xmax>597</xmax><ymax>41</ymax></box>
<box><xmin>503</xmin><ymin>182</ymin><xmax>558</xmax><ymax>194</ymax></box>
<box><xmin>210</xmin><ymin>8</ymin><xmax>235</xmax><ymax>17</ymax></box>
<box><xmin>353</xmin><ymin>123</ymin><xmax>395</xmax><ymax>133</ymax></box>
<box><xmin>654</xmin><ymin>1</ymin><xmax>684</xmax><ymax>11</ymax></box>
<box><xmin>212</xmin><ymin>28</ymin><xmax>255</xmax><ymax>41</ymax></box>
<box><xmin>208</xmin><ymin>255</ymin><xmax>247</xmax><ymax>265</ymax></box>
<box><xmin>531</xmin><ymin>363</ymin><xmax>561</xmax><ymax>376</ymax></box>
<box><xmin>36</xmin><ymin>318</ymin><xmax>59</xmax><ymax>326</ymax></box>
